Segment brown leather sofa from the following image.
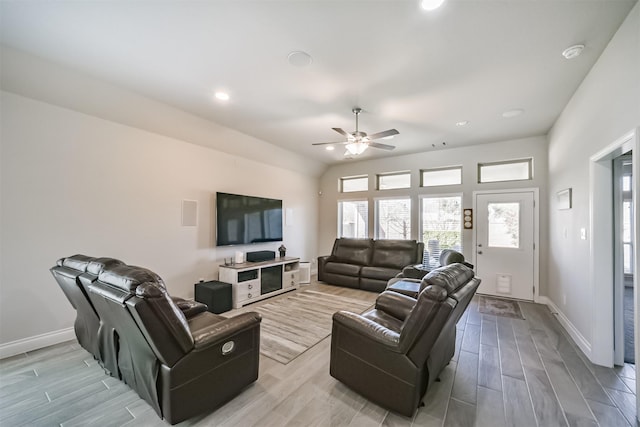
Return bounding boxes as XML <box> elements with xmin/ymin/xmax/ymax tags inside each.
<box><xmin>318</xmin><ymin>238</ymin><xmax>424</xmax><ymax>292</ymax></box>
<box><xmin>330</xmin><ymin>263</ymin><xmax>480</xmax><ymax>416</ymax></box>
<box><xmin>52</xmin><ymin>256</ymin><xmax>261</xmax><ymax>424</ymax></box>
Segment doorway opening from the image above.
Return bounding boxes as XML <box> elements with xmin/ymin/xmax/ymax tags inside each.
<box><xmin>614</xmin><ymin>154</ymin><xmax>634</xmax><ymax>366</ymax></box>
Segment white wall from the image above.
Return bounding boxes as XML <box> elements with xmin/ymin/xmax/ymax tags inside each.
<box><xmin>0</xmin><ymin>90</ymin><xmax>319</xmax><ymax>350</ymax></box>
<box><xmin>318</xmin><ymin>136</ymin><xmax>548</xmax><ymax>293</ymax></box>
<box><xmin>547</xmin><ymin>2</ymin><xmax>640</xmax><ymax>359</ymax></box>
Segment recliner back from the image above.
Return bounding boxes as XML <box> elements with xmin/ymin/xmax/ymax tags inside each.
<box><xmin>50</xmin><ymin>255</ymin><xmax>98</xmax><ymax>357</ymax></box>
<box><xmin>331</xmin><ymin>238</ymin><xmax>374</xmax><ymax>265</ymax></box>
<box><xmin>371</xmin><ymin>239</ymin><xmax>424</xmax><ymax>269</ymax></box>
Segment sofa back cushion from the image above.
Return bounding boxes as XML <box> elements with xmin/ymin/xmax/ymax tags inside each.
<box><xmin>332</xmin><ymin>238</ymin><xmax>373</xmax><ymax>265</ymax></box>
<box><xmin>371</xmin><ymin>239</ymin><xmax>419</xmax><ymax>269</ymax></box>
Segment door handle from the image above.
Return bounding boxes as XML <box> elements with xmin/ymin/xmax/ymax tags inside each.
<box><xmin>478</xmin><ymin>244</ymin><xmax>483</xmax><ymax>247</ymax></box>
<box><xmin>477</xmin><ymin>251</ymin><xmax>483</xmax><ymax>255</ymax></box>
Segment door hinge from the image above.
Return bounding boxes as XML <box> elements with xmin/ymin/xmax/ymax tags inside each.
<box><xmin>533</xmin><ymin>200</ymin><xmax>535</xmax><ymax>208</ymax></box>
<box><xmin>533</xmin><ymin>243</ymin><xmax>536</xmax><ymax>250</ymax></box>
<box><xmin>533</xmin><ymin>285</ymin><xmax>535</xmax><ymax>294</ymax></box>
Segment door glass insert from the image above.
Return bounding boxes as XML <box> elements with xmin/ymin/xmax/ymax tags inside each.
<box><xmin>487</xmin><ymin>202</ymin><xmax>520</xmax><ymax>248</ymax></box>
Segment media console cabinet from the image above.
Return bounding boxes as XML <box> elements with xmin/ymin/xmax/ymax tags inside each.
<box><xmin>218</xmin><ymin>257</ymin><xmax>300</xmax><ymax>308</ymax></box>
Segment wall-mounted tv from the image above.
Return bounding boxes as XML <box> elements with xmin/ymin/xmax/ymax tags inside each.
<box><xmin>216</xmin><ymin>192</ymin><xmax>283</xmax><ymax>246</ymax></box>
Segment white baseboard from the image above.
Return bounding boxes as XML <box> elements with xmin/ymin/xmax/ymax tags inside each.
<box><xmin>539</xmin><ymin>296</ymin><xmax>592</xmax><ymax>358</ymax></box>
<box><xmin>0</xmin><ymin>327</ymin><xmax>75</xmax><ymax>360</ymax></box>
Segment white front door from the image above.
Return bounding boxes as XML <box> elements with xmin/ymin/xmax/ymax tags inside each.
<box><xmin>475</xmin><ymin>191</ymin><xmax>535</xmax><ymax>300</ymax></box>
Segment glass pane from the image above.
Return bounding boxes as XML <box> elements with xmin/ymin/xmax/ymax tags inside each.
<box><xmin>487</xmin><ymin>202</ymin><xmax>520</xmax><ymax>248</ymax></box>
<box><xmin>421</xmin><ymin>168</ymin><xmax>462</xmax><ymax>187</ymax></box>
<box><xmin>624</xmin><ymin>243</ymin><xmax>632</xmax><ymax>274</ymax></box>
<box><xmin>341</xmin><ymin>176</ymin><xmax>368</xmax><ymax>192</ymax></box>
<box><xmin>622</xmin><ymin>175</ymin><xmax>631</xmax><ymax>192</ymax></box>
<box><xmin>479</xmin><ymin>160</ymin><xmax>531</xmax><ymax>183</ymax></box>
<box><xmin>623</xmin><ymin>200</ymin><xmax>632</xmax><ymax>243</ymax></box>
<box><xmin>338</xmin><ymin>200</ymin><xmax>368</xmax><ymax>238</ymax></box>
<box><xmin>421</xmin><ymin>196</ymin><xmax>462</xmax><ymax>268</ymax></box>
<box><xmin>376</xmin><ymin>198</ymin><xmax>411</xmax><ymax>239</ymax></box>
<box><xmin>378</xmin><ymin>173</ymin><xmax>410</xmax><ymax>190</ymax></box>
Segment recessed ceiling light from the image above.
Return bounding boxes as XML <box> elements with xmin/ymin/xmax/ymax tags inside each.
<box><xmin>288</xmin><ymin>51</ymin><xmax>313</xmax><ymax>67</ymax></box>
<box><xmin>215</xmin><ymin>91</ymin><xmax>230</xmax><ymax>101</ymax></box>
<box><xmin>502</xmin><ymin>109</ymin><xmax>524</xmax><ymax>118</ymax></box>
<box><xmin>456</xmin><ymin>120</ymin><xmax>469</xmax><ymax>127</ymax></box>
<box><xmin>325</xmin><ymin>146</ymin><xmax>335</xmax><ymax>151</ymax></box>
<box><xmin>420</xmin><ymin>0</ymin><xmax>446</xmax><ymax>11</ymax></box>
<box><xmin>562</xmin><ymin>44</ymin><xmax>585</xmax><ymax>59</ymax></box>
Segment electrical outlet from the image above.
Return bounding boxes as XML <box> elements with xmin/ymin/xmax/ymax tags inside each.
<box><xmin>580</xmin><ymin>228</ymin><xmax>587</xmax><ymax>240</ymax></box>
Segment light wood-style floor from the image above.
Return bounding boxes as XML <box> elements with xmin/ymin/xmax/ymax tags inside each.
<box><xmin>0</xmin><ymin>282</ymin><xmax>636</xmax><ymax>426</ymax></box>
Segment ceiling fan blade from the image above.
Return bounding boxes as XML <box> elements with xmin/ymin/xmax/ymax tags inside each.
<box><xmin>369</xmin><ymin>142</ymin><xmax>396</xmax><ymax>151</ymax></box>
<box><xmin>367</xmin><ymin>129</ymin><xmax>399</xmax><ymax>140</ymax></box>
<box><xmin>311</xmin><ymin>141</ymin><xmax>348</xmax><ymax>146</ymax></box>
<box><xmin>332</xmin><ymin>127</ymin><xmax>350</xmax><ymax>137</ymax></box>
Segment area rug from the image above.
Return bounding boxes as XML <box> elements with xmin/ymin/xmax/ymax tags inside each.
<box><xmin>240</xmin><ymin>289</ymin><xmax>374</xmax><ymax>364</ymax></box>
<box><xmin>478</xmin><ymin>295</ymin><xmax>525</xmax><ymax>319</ymax></box>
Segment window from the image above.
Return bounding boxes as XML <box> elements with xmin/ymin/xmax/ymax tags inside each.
<box><xmin>377</xmin><ymin>171</ymin><xmax>411</xmax><ymax>190</ymax></box>
<box><xmin>340</xmin><ymin>175</ymin><xmax>368</xmax><ymax>193</ymax></box>
<box><xmin>420</xmin><ymin>196</ymin><xmax>462</xmax><ymax>268</ymax></box>
<box><xmin>338</xmin><ymin>200</ymin><xmax>368</xmax><ymax>238</ymax></box>
<box><xmin>375</xmin><ymin>198</ymin><xmax>411</xmax><ymax>239</ymax></box>
<box><xmin>487</xmin><ymin>202</ymin><xmax>520</xmax><ymax>248</ymax></box>
<box><xmin>478</xmin><ymin>159</ymin><xmax>532</xmax><ymax>183</ymax></box>
<box><xmin>421</xmin><ymin>167</ymin><xmax>462</xmax><ymax>187</ymax></box>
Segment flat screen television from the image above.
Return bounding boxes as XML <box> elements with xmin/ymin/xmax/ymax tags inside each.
<box><xmin>216</xmin><ymin>192</ymin><xmax>283</xmax><ymax>246</ymax></box>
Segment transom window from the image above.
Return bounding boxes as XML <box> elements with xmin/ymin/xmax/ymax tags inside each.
<box><xmin>338</xmin><ymin>200</ymin><xmax>368</xmax><ymax>238</ymax></box>
<box><xmin>340</xmin><ymin>175</ymin><xmax>368</xmax><ymax>193</ymax></box>
<box><xmin>377</xmin><ymin>171</ymin><xmax>411</xmax><ymax>190</ymax></box>
<box><xmin>478</xmin><ymin>159</ymin><xmax>532</xmax><ymax>183</ymax></box>
<box><xmin>421</xmin><ymin>166</ymin><xmax>462</xmax><ymax>187</ymax></box>
<box><xmin>420</xmin><ymin>196</ymin><xmax>462</xmax><ymax>268</ymax></box>
<box><xmin>375</xmin><ymin>198</ymin><xmax>411</xmax><ymax>239</ymax></box>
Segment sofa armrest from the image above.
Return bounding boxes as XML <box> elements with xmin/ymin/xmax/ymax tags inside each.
<box><xmin>333</xmin><ymin>310</ymin><xmax>401</xmax><ymax>351</ymax></box>
<box><xmin>191</xmin><ymin>312</ymin><xmax>261</xmax><ymax>349</ymax></box>
<box><xmin>375</xmin><ymin>291</ymin><xmax>417</xmax><ymax>321</ymax></box>
<box><xmin>317</xmin><ymin>255</ymin><xmax>333</xmax><ymax>281</ymax></box>
<box><xmin>172</xmin><ymin>297</ymin><xmax>208</xmax><ymax>318</ymax></box>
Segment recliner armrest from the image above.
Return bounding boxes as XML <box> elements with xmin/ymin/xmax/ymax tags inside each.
<box><xmin>317</xmin><ymin>255</ymin><xmax>334</xmax><ymax>281</ymax></box>
<box><xmin>333</xmin><ymin>311</ymin><xmax>401</xmax><ymax>351</ymax></box>
<box><xmin>172</xmin><ymin>297</ymin><xmax>208</xmax><ymax>318</ymax></box>
<box><xmin>375</xmin><ymin>291</ymin><xmax>417</xmax><ymax>321</ymax></box>
<box><xmin>191</xmin><ymin>312</ymin><xmax>261</xmax><ymax>349</ymax></box>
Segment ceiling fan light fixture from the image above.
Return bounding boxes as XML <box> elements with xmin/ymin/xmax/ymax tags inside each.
<box><xmin>346</xmin><ymin>141</ymin><xmax>368</xmax><ymax>155</ymax></box>
<box><xmin>325</xmin><ymin>146</ymin><xmax>335</xmax><ymax>151</ymax></box>
<box><xmin>420</xmin><ymin>0</ymin><xmax>446</xmax><ymax>11</ymax></box>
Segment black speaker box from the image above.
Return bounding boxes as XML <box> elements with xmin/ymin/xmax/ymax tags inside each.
<box><xmin>246</xmin><ymin>250</ymin><xmax>276</xmax><ymax>262</ymax></box>
<box><xmin>194</xmin><ymin>280</ymin><xmax>232</xmax><ymax>314</ymax></box>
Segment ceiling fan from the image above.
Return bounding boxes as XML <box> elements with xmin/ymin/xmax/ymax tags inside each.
<box><xmin>312</xmin><ymin>108</ymin><xmax>399</xmax><ymax>155</ymax></box>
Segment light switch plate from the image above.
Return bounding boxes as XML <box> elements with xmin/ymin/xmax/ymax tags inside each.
<box><xmin>580</xmin><ymin>228</ymin><xmax>587</xmax><ymax>240</ymax></box>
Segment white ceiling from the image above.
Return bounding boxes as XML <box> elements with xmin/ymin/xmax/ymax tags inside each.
<box><xmin>0</xmin><ymin>0</ymin><xmax>635</xmax><ymax>165</ymax></box>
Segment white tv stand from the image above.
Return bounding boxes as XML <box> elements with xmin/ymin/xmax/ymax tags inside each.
<box><xmin>218</xmin><ymin>257</ymin><xmax>300</xmax><ymax>308</ymax></box>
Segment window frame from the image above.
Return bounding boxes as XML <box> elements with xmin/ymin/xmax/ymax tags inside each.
<box><xmin>337</xmin><ymin>198</ymin><xmax>369</xmax><ymax>238</ymax></box>
<box><xmin>374</xmin><ymin>196</ymin><xmax>412</xmax><ymax>240</ymax></box>
<box><xmin>477</xmin><ymin>158</ymin><xmax>533</xmax><ymax>183</ymax></box>
<box><xmin>420</xmin><ymin>166</ymin><xmax>463</xmax><ymax>187</ymax></box>
<box><xmin>340</xmin><ymin>175</ymin><xmax>369</xmax><ymax>193</ymax></box>
<box><xmin>419</xmin><ymin>193</ymin><xmax>463</xmax><ymax>267</ymax></box>
<box><xmin>376</xmin><ymin>171</ymin><xmax>411</xmax><ymax>190</ymax></box>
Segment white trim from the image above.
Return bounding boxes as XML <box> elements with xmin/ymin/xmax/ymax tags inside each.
<box><xmin>539</xmin><ymin>296</ymin><xmax>592</xmax><ymax>358</ymax></box>
<box><xmin>0</xmin><ymin>327</ymin><xmax>75</xmax><ymax>359</ymax></box>
<box><xmin>472</xmin><ymin>188</ymin><xmax>540</xmax><ymax>303</ymax></box>
<box><xmin>588</xmin><ymin>128</ymin><xmax>638</xmax><ymax>367</ymax></box>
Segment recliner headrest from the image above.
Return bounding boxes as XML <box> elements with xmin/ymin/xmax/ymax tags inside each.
<box><xmin>60</xmin><ymin>254</ymin><xmax>95</xmax><ymax>272</ymax></box>
<box><xmin>439</xmin><ymin>249</ymin><xmax>465</xmax><ymax>266</ymax></box>
<box><xmin>87</xmin><ymin>257</ymin><xmax>125</xmax><ymax>276</ymax></box>
<box><xmin>421</xmin><ymin>263</ymin><xmax>474</xmax><ymax>295</ymax></box>
<box><xmin>98</xmin><ymin>265</ymin><xmax>163</xmax><ymax>293</ymax></box>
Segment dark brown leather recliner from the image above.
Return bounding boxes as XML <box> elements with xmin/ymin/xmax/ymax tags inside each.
<box><xmin>87</xmin><ymin>264</ymin><xmax>261</xmax><ymax>424</ymax></box>
<box><xmin>51</xmin><ymin>255</ymin><xmax>207</xmax><ymax>377</ymax></box>
<box><xmin>330</xmin><ymin>263</ymin><xmax>480</xmax><ymax>417</ymax></box>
